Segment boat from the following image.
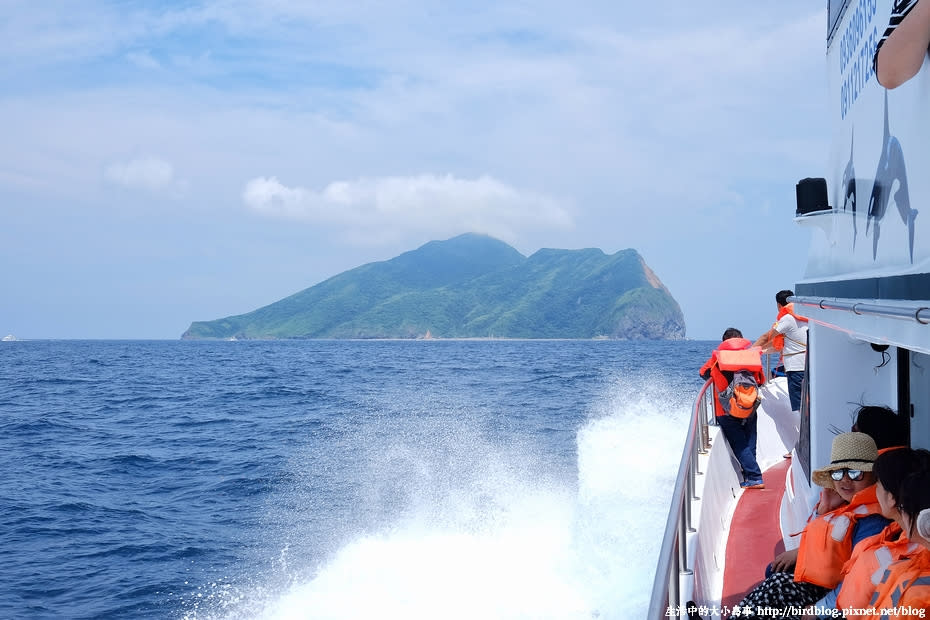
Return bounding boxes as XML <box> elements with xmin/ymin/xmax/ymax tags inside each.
<box><xmin>1</xmin><ymin>334</ymin><xmax>16</xmax><ymax>341</ymax></box>
<box><xmin>649</xmin><ymin>2</ymin><xmax>930</xmax><ymax>617</ymax></box>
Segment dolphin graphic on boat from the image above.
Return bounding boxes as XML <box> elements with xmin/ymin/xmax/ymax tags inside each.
<box><xmin>867</xmin><ymin>90</ymin><xmax>917</xmax><ymax>262</ymax></box>
<box><xmin>841</xmin><ymin>130</ymin><xmax>856</xmax><ymax>247</ymax></box>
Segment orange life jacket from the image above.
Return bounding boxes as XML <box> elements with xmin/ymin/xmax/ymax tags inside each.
<box><xmin>698</xmin><ymin>338</ymin><xmax>765</xmax><ymax>418</ymax></box>
<box><xmin>772</xmin><ymin>303</ymin><xmax>809</xmax><ymax>352</ymax></box>
<box><xmin>715</xmin><ymin>347</ymin><xmax>764</xmax><ymax>418</ymax></box>
<box><xmin>865</xmin><ymin>547</ymin><xmax>930</xmax><ymax>618</ymax></box>
<box><xmin>836</xmin><ymin>522</ymin><xmax>921</xmax><ymax>610</ymax></box>
<box><xmin>794</xmin><ymin>485</ymin><xmax>884</xmax><ymax>589</ymax></box>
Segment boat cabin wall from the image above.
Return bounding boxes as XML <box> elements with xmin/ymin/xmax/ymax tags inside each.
<box><xmin>802</xmin><ymin>323</ymin><xmax>898</xmax><ymax>498</ymax></box>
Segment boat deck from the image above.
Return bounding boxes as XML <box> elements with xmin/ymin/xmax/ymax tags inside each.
<box><xmin>720</xmin><ymin>458</ymin><xmax>791</xmax><ymax>609</ymax></box>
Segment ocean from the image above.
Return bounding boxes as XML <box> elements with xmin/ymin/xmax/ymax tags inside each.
<box><xmin>0</xmin><ymin>339</ymin><xmax>713</xmax><ymax>619</ymax></box>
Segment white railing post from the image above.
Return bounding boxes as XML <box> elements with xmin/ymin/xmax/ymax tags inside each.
<box><xmin>647</xmin><ymin>380</ymin><xmax>712</xmax><ymax>619</ymax></box>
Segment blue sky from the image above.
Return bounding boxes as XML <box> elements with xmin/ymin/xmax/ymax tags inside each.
<box><xmin>1</xmin><ymin>2</ymin><xmax>829</xmax><ymax>340</ymax></box>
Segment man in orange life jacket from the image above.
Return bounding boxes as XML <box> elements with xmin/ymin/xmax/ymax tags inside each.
<box><xmin>754</xmin><ymin>289</ymin><xmax>808</xmax><ymax>413</ymax></box>
<box><xmin>700</xmin><ymin>327</ymin><xmax>766</xmax><ymax>489</ymax></box>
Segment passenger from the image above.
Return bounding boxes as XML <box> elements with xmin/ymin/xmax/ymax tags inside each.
<box><xmin>813</xmin><ymin>405</ymin><xmax>910</xmax><ymax>517</ymax></box>
<box><xmin>699</xmin><ymin>327</ymin><xmax>766</xmax><ymax>489</ymax></box>
<box><xmin>809</xmin><ymin>448</ymin><xmax>930</xmax><ymax>616</ymax></box>
<box><xmin>729</xmin><ymin>433</ymin><xmax>890</xmax><ymax>619</ymax></box>
<box><xmin>752</xmin><ymin>289</ymin><xmax>808</xmax><ymax>414</ymax></box>
<box><xmin>864</xmin><ymin>470</ymin><xmax>930</xmax><ymax>615</ymax></box>
<box><xmin>873</xmin><ymin>0</ymin><xmax>930</xmax><ymax>89</ymax></box>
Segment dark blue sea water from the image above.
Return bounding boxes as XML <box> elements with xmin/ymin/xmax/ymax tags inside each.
<box><xmin>0</xmin><ymin>340</ymin><xmax>713</xmax><ymax>619</ymax></box>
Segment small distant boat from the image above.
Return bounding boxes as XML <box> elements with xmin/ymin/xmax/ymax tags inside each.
<box><xmin>1</xmin><ymin>334</ymin><xmax>16</xmax><ymax>341</ymax></box>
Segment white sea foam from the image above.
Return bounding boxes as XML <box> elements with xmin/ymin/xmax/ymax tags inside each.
<box><xmin>200</xmin><ymin>375</ymin><xmax>689</xmax><ymax>620</ymax></box>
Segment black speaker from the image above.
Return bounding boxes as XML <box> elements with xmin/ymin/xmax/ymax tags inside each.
<box><xmin>796</xmin><ymin>177</ymin><xmax>830</xmax><ymax>215</ymax></box>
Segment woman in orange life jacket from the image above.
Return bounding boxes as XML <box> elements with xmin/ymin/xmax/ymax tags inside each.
<box><xmin>699</xmin><ymin>327</ymin><xmax>766</xmax><ymax>488</ymax></box>
<box><xmin>806</xmin><ymin>448</ymin><xmax>930</xmax><ymax>617</ymax></box>
<box><xmin>862</xmin><ymin>470</ymin><xmax>930</xmax><ymax>616</ymax></box>
<box><xmin>812</xmin><ymin>406</ymin><xmax>910</xmax><ymax>523</ymax></box>
<box><xmin>753</xmin><ymin>290</ymin><xmax>808</xmax><ymax>413</ymax></box>
<box><xmin>728</xmin><ymin>433</ymin><xmax>891</xmax><ymax>620</ymax></box>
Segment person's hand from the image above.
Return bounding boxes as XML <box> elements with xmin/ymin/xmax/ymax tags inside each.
<box><xmin>815</xmin><ymin>488</ymin><xmax>845</xmax><ymax>515</ymax></box>
<box><xmin>770</xmin><ymin>548</ymin><xmax>799</xmax><ymax>573</ymax></box>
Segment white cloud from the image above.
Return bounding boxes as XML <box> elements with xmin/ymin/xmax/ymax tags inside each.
<box><xmin>104</xmin><ymin>157</ymin><xmax>177</xmax><ymax>192</ymax></box>
<box><xmin>242</xmin><ymin>174</ymin><xmax>572</xmax><ymax>245</ymax></box>
<box><xmin>126</xmin><ymin>51</ymin><xmax>161</xmax><ymax>70</ymax></box>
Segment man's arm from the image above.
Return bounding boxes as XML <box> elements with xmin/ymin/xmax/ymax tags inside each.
<box><xmin>699</xmin><ymin>356</ymin><xmax>715</xmax><ymax>381</ymax></box>
<box><xmin>753</xmin><ymin>327</ymin><xmax>777</xmax><ymax>351</ymax></box>
<box><xmin>876</xmin><ymin>0</ymin><xmax>930</xmax><ymax>88</ymax></box>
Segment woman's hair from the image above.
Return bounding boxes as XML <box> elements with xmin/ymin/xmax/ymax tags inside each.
<box><xmin>873</xmin><ymin>448</ymin><xmax>930</xmax><ymax>502</ymax></box>
<box><xmin>855</xmin><ymin>405</ymin><xmax>908</xmax><ymax>449</ymax></box>
<box><xmin>896</xmin><ymin>469</ymin><xmax>930</xmax><ymax>538</ymax></box>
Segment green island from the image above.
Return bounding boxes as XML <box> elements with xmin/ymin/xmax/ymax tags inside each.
<box><xmin>181</xmin><ymin>233</ymin><xmax>686</xmax><ymax>340</ymax></box>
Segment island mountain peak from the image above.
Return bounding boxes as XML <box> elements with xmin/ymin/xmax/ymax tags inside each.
<box><xmin>182</xmin><ymin>234</ymin><xmax>685</xmax><ymax>340</ymax></box>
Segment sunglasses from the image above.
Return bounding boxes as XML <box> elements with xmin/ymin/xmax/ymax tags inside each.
<box><xmin>830</xmin><ymin>468</ymin><xmax>866</xmax><ymax>482</ymax></box>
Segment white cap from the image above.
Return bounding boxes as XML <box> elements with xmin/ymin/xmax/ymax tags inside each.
<box><xmin>917</xmin><ymin>508</ymin><xmax>930</xmax><ymax>540</ymax></box>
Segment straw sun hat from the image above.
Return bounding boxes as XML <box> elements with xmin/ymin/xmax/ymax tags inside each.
<box><xmin>811</xmin><ymin>432</ymin><xmax>878</xmax><ymax>489</ymax></box>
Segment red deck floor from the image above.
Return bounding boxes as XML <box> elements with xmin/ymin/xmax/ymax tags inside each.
<box><xmin>720</xmin><ymin>458</ymin><xmax>792</xmax><ymax>609</ymax></box>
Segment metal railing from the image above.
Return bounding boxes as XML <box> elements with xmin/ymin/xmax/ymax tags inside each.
<box><xmin>792</xmin><ymin>296</ymin><xmax>930</xmax><ymax>324</ymax></box>
<box><xmin>647</xmin><ymin>379</ymin><xmax>715</xmax><ymax>618</ymax></box>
